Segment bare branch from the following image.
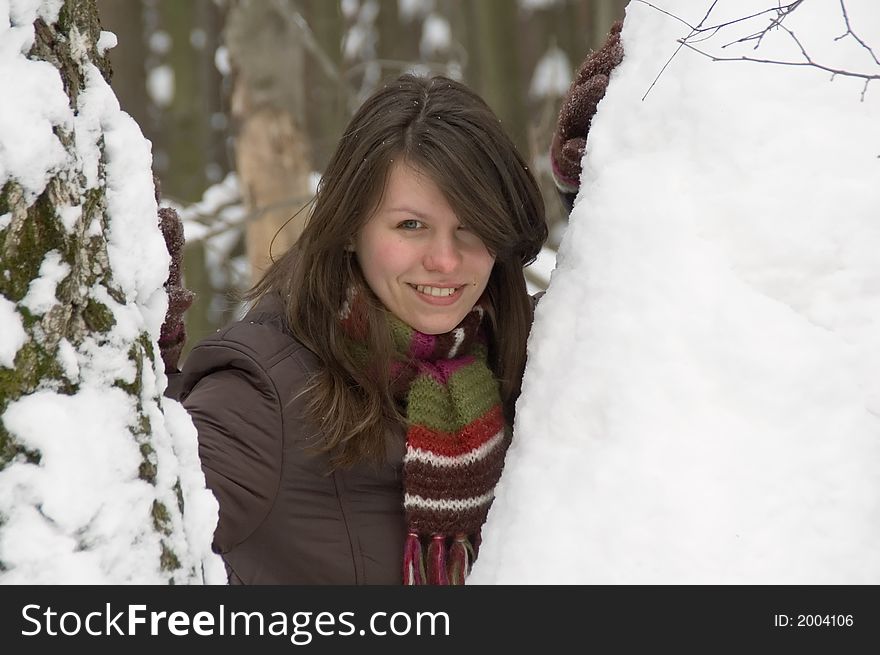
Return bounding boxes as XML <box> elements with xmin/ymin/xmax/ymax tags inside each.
<box><xmin>640</xmin><ymin>0</ymin><xmax>721</xmax><ymax>100</ymax></box>
<box><xmin>678</xmin><ymin>39</ymin><xmax>880</xmax><ymax>83</ymax></box>
<box><xmin>632</xmin><ymin>0</ymin><xmax>695</xmax><ymax>30</ymax></box>
<box><xmin>639</xmin><ymin>0</ymin><xmax>879</xmax><ymax>101</ymax></box>
<box><xmin>834</xmin><ymin>0</ymin><xmax>880</xmax><ymax>66</ymax></box>
<box><xmin>721</xmin><ymin>3</ymin><xmax>801</xmax><ymax>51</ymax></box>
<box><xmin>701</xmin><ymin>1</ymin><xmax>803</xmax><ymax>38</ymax></box>
<box><xmin>170</xmin><ymin>194</ymin><xmax>316</xmax><ymax>245</ymax></box>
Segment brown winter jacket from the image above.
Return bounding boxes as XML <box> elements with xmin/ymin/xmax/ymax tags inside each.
<box><xmin>175</xmin><ymin>293</ymin><xmax>407</xmax><ymax>584</ymax></box>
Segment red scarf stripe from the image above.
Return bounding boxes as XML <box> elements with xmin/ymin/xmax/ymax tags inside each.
<box><xmin>405</xmin><ymin>404</ymin><xmax>504</xmax><ymax>456</ymax></box>
<box><xmin>404</xmin><ymin>434</ymin><xmax>508</xmax><ymax>480</ymax></box>
<box><xmin>405</xmin><ymin>428</ymin><xmax>505</xmax><ymax>468</ymax></box>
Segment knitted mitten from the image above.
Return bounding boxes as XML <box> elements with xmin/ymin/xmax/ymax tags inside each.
<box><xmin>550</xmin><ymin>20</ymin><xmax>624</xmax><ymax>198</ymax></box>
<box><xmin>155</xmin><ymin>178</ymin><xmax>194</xmax><ymax>373</ymax></box>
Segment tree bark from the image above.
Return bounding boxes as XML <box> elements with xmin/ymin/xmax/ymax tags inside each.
<box><xmin>0</xmin><ymin>0</ymin><xmax>219</xmax><ymax>583</ymax></box>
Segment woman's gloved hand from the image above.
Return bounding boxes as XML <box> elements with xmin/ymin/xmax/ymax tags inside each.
<box><xmin>550</xmin><ymin>20</ymin><xmax>624</xmax><ymax>201</ymax></box>
<box><xmin>157</xmin><ymin>203</ymin><xmax>194</xmax><ymax>374</ymax></box>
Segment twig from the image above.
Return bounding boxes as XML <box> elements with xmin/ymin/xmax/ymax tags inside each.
<box><xmin>678</xmin><ymin>39</ymin><xmax>880</xmax><ymax>88</ymax></box>
<box><xmin>833</xmin><ymin>0</ymin><xmax>880</xmax><ymax>66</ymax></box>
<box><xmin>640</xmin><ymin>0</ymin><xmax>879</xmax><ymax>101</ymax></box>
<box><xmin>641</xmin><ymin>0</ymin><xmax>721</xmax><ymax>100</ymax></box>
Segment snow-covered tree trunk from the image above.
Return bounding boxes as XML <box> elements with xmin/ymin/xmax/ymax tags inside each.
<box><xmin>0</xmin><ymin>0</ymin><xmax>222</xmax><ymax>583</ymax></box>
<box><xmin>471</xmin><ymin>0</ymin><xmax>880</xmax><ymax>584</ymax></box>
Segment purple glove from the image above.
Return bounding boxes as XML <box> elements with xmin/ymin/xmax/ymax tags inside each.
<box><xmin>551</xmin><ymin>20</ymin><xmax>624</xmax><ymax>196</ymax></box>
<box><xmin>157</xmin><ymin>202</ymin><xmax>194</xmax><ymax>374</ymax></box>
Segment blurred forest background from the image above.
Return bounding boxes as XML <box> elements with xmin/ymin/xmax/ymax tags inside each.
<box><xmin>95</xmin><ymin>0</ymin><xmax>627</xmax><ymax>356</ymax></box>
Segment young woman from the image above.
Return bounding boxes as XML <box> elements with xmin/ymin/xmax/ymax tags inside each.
<box><xmin>174</xmin><ymin>74</ymin><xmax>547</xmax><ymax>585</ymax></box>
<box><xmin>160</xmin><ymin>24</ymin><xmax>623</xmax><ymax>586</ymax></box>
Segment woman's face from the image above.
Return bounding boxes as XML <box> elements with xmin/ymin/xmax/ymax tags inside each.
<box><xmin>355</xmin><ymin>161</ymin><xmax>496</xmax><ymax>335</ymax></box>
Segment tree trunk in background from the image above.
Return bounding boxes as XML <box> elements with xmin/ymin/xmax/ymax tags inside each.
<box><xmin>302</xmin><ymin>0</ymin><xmax>346</xmax><ymax>173</ymax></box>
<box><xmin>471</xmin><ymin>0</ymin><xmax>528</xmax><ymax>156</ymax></box>
<box><xmin>95</xmin><ymin>0</ymin><xmax>150</xmax><ymax>130</ymax></box>
<box><xmin>225</xmin><ymin>1</ymin><xmax>314</xmax><ymax>283</ymax></box>
<box><xmin>592</xmin><ymin>0</ymin><xmax>620</xmax><ymax>47</ymax></box>
<box><xmin>0</xmin><ymin>0</ymin><xmax>218</xmax><ymax>582</ymax></box>
<box><xmin>376</xmin><ymin>0</ymin><xmax>420</xmax><ymax>71</ymax></box>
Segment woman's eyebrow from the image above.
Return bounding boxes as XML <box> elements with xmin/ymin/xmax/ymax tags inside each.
<box><xmin>388</xmin><ymin>207</ymin><xmax>432</xmax><ymax>219</ymax></box>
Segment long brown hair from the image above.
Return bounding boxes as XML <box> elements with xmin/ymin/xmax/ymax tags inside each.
<box><xmin>249</xmin><ymin>74</ymin><xmax>547</xmax><ymax>469</ymax></box>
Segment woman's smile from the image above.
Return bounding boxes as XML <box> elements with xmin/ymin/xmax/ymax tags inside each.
<box><xmin>409</xmin><ymin>283</ymin><xmax>465</xmax><ymax>305</ymax></box>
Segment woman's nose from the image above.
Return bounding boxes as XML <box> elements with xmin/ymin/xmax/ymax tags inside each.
<box><xmin>423</xmin><ymin>234</ymin><xmax>462</xmax><ymax>273</ymax></box>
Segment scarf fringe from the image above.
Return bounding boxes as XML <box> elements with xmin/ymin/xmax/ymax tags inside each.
<box><xmin>427</xmin><ymin>534</ymin><xmax>449</xmax><ymax>585</ymax></box>
<box><xmin>403</xmin><ymin>532</ymin><xmax>426</xmax><ymax>585</ymax></box>
<box><xmin>447</xmin><ymin>532</ymin><xmax>473</xmax><ymax>585</ymax></box>
<box><xmin>405</xmin><ymin>532</ymin><xmax>475</xmax><ymax>586</ymax></box>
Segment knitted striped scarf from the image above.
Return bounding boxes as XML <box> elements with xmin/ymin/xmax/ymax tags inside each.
<box><xmin>341</xmin><ymin>293</ymin><xmax>509</xmax><ymax>585</ymax></box>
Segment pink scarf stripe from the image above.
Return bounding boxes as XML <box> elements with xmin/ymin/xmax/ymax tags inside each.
<box><xmin>409</xmin><ymin>331</ymin><xmax>436</xmax><ymax>359</ymax></box>
<box><xmin>417</xmin><ymin>356</ymin><xmax>475</xmax><ymax>385</ymax></box>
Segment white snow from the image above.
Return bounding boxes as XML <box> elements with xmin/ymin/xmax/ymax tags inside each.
<box><xmin>420</xmin><ymin>14</ymin><xmax>451</xmax><ymax>58</ymax></box>
<box><xmin>472</xmin><ymin>0</ymin><xmax>880</xmax><ymax>584</ymax></box>
<box><xmin>341</xmin><ymin>0</ymin><xmax>360</xmax><ymax>21</ymax></box>
<box><xmin>190</xmin><ymin>28</ymin><xmax>207</xmax><ymax>51</ymax></box>
<box><xmin>398</xmin><ymin>0</ymin><xmax>433</xmax><ymax>22</ymax></box>
<box><xmin>166</xmin><ymin>173</ymin><xmax>249</xmax><ymax>317</ymax></box>
<box><xmin>96</xmin><ymin>30</ymin><xmax>117</xmax><ymax>55</ymax></box>
<box><xmin>57</xmin><ymin>203</ymin><xmax>81</xmax><ymax>231</ymax></box>
<box><xmin>20</xmin><ymin>249</ymin><xmax>69</xmax><ymax>315</ymax></box>
<box><xmin>213</xmin><ymin>45</ymin><xmax>230</xmax><ymax>76</ymax></box>
<box><xmin>518</xmin><ymin>0</ymin><xmax>562</xmax><ymax>12</ymax></box>
<box><xmin>148</xmin><ymin>30</ymin><xmax>172</xmax><ymax>56</ymax></box>
<box><xmin>0</xmin><ymin>2</ymin><xmax>223</xmax><ymax>584</ymax></box>
<box><xmin>0</xmin><ymin>296</ymin><xmax>26</xmax><ymax>368</ymax></box>
<box><xmin>173</xmin><ymin>171</ymin><xmax>244</xmax><ymax>244</ymax></box>
<box><xmin>146</xmin><ymin>64</ymin><xmax>174</xmax><ymax>108</ymax></box>
<box><xmin>525</xmin><ymin>244</ymin><xmax>558</xmax><ymax>293</ymax></box>
<box><xmin>0</xmin><ymin>16</ymin><xmax>71</xmax><ymax>200</ymax></box>
<box><xmin>530</xmin><ymin>44</ymin><xmax>572</xmax><ymax>99</ymax></box>
<box><xmin>56</xmin><ymin>337</ymin><xmax>79</xmax><ymax>379</ymax></box>
<box><xmin>9</xmin><ymin>0</ymin><xmax>62</xmax><ymax>26</ymax></box>
<box><xmin>1</xmin><ymin>388</ymin><xmax>158</xmax><ymax>583</ymax></box>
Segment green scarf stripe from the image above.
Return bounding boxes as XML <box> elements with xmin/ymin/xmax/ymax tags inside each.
<box><xmin>447</xmin><ymin>363</ymin><xmax>501</xmax><ymax>424</ymax></box>
<box><xmin>406</xmin><ymin>362</ymin><xmax>499</xmax><ymax>432</ymax></box>
<box><xmin>390</xmin><ymin>318</ymin><xmax>413</xmax><ymax>353</ymax></box>
<box><xmin>406</xmin><ymin>374</ymin><xmax>460</xmax><ymax>432</ymax></box>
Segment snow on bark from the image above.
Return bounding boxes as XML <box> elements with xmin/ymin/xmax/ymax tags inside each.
<box><xmin>0</xmin><ymin>0</ymin><xmax>223</xmax><ymax>583</ymax></box>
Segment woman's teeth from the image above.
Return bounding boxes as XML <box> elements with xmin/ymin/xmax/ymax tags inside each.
<box><xmin>415</xmin><ymin>285</ymin><xmax>458</xmax><ymax>297</ymax></box>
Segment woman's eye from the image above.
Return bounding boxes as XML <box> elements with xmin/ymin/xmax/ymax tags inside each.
<box><xmin>398</xmin><ymin>219</ymin><xmax>423</xmax><ymax>230</ymax></box>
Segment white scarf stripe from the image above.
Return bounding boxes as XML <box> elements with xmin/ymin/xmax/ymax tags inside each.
<box><xmin>447</xmin><ymin>327</ymin><xmax>465</xmax><ymax>358</ymax></box>
<box><xmin>404</xmin><ymin>430</ymin><xmax>505</xmax><ymax>468</ymax></box>
<box><xmin>404</xmin><ymin>490</ymin><xmax>495</xmax><ymax>512</ymax></box>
